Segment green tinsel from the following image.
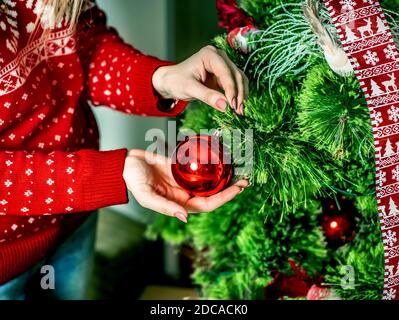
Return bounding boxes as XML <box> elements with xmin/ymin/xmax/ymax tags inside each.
<box><xmin>146</xmin><ymin>0</ymin><xmax>389</xmax><ymax>300</ymax></box>
<box><xmin>189</xmin><ymin>189</ymin><xmax>328</xmax><ymax>299</ymax></box>
<box><xmin>325</xmin><ymin>244</ymin><xmax>384</xmax><ymax>300</ymax></box>
<box><xmin>298</xmin><ymin>63</ymin><xmax>373</xmax><ymax>159</ymax></box>
<box><xmin>210</xmin><ymin>92</ymin><xmax>331</xmax><ymax>214</ymax></box>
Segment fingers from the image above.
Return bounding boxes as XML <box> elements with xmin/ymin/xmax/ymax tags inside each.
<box><xmin>186</xmin><ymin>80</ymin><xmax>228</xmax><ymax>112</ymax></box>
<box><xmin>235</xmin><ymin>71</ymin><xmax>245</xmax><ymax>116</ymax></box>
<box><xmin>202</xmin><ymin>46</ymin><xmax>249</xmax><ymax>116</ymax></box>
<box><xmin>202</xmin><ymin>46</ymin><xmax>237</xmax><ymax>111</ymax></box>
<box><xmin>241</xmin><ymin>71</ymin><xmax>249</xmax><ymax>115</ymax></box>
<box><xmin>186</xmin><ymin>179</ymin><xmax>249</xmax><ymax>213</ymax></box>
<box><xmin>243</xmin><ymin>71</ymin><xmax>249</xmax><ymax>99</ymax></box>
<box><xmin>132</xmin><ymin>184</ymin><xmax>188</xmax><ymax>223</ymax></box>
<box><xmin>218</xmin><ymin>50</ymin><xmax>248</xmax><ymax>114</ymax></box>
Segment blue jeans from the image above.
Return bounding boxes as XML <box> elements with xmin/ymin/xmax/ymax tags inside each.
<box><xmin>0</xmin><ymin>212</ymin><xmax>98</xmax><ymax>300</ymax></box>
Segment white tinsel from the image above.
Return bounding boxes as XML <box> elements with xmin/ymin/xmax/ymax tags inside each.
<box><xmin>244</xmin><ymin>1</ymin><xmax>399</xmax><ymax>98</ymax></box>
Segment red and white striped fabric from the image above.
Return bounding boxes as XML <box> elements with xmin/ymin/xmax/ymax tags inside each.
<box><xmin>323</xmin><ymin>0</ymin><xmax>399</xmax><ymax>300</ymax></box>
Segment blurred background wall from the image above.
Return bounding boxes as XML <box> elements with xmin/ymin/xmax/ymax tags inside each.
<box><xmin>93</xmin><ymin>0</ymin><xmax>220</xmax><ymax>223</ymax></box>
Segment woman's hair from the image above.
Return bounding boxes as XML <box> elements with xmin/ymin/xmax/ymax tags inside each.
<box><xmin>45</xmin><ymin>0</ymin><xmax>86</xmax><ymax>29</ymax></box>
<box><xmin>30</xmin><ymin>0</ymin><xmax>86</xmax><ymax>41</ymax></box>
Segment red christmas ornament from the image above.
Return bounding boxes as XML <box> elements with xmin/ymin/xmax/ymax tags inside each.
<box><xmin>320</xmin><ymin>197</ymin><xmax>357</xmax><ymax>247</ymax></box>
<box><xmin>171</xmin><ymin>135</ymin><xmax>233</xmax><ymax>197</ymax></box>
<box><xmin>228</xmin><ymin>25</ymin><xmax>260</xmax><ymax>54</ymax></box>
<box><xmin>322</xmin><ymin>215</ymin><xmax>351</xmax><ymax>240</ymax></box>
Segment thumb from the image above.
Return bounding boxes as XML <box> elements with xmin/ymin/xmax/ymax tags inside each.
<box><xmin>187</xmin><ymin>80</ymin><xmax>228</xmax><ymax>112</ymax></box>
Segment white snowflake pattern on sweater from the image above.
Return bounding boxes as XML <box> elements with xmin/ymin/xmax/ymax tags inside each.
<box><xmin>0</xmin><ymin>0</ymin><xmax>187</xmax><ymax>287</ymax></box>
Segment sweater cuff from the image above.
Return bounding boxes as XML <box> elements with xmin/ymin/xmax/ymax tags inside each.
<box><xmin>81</xmin><ymin>149</ymin><xmax>128</xmax><ymax>211</ymax></box>
<box><xmin>133</xmin><ymin>57</ymin><xmax>188</xmax><ymax>117</ymax></box>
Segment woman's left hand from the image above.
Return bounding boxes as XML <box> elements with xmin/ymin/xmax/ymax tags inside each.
<box><xmin>123</xmin><ymin>149</ymin><xmax>249</xmax><ymax>223</ymax></box>
<box><xmin>152</xmin><ymin>45</ymin><xmax>249</xmax><ymax>116</ymax></box>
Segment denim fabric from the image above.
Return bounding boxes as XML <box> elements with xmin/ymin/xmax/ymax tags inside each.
<box><xmin>0</xmin><ymin>212</ymin><xmax>98</xmax><ymax>300</ymax></box>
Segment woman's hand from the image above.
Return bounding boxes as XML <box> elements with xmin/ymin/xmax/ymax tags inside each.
<box><xmin>123</xmin><ymin>149</ymin><xmax>249</xmax><ymax>223</ymax></box>
<box><xmin>152</xmin><ymin>45</ymin><xmax>249</xmax><ymax>115</ymax></box>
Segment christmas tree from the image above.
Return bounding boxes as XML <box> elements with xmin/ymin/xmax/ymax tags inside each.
<box><xmin>389</xmin><ymin>197</ymin><xmax>398</xmax><ymax>217</ymax></box>
<box><xmin>384</xmin><ymin>139</ymin><xmax>395</xmax><ymax>157</ymax></box>
<box><xmin>344</xmin><ymin>25</ymin><xmax>359</xmax><ymax>43</ymax></box>
<box><xmin>147</xmin><ymin>0</ymin><xmax>399</xmax><ymax>300</ymax></box>
<box><xmin>370</xmin><ymin>79</ymin><xmax>384</xmax><ymax>96</ymax></box>
<box><xmin>376</xmin><ymin>16</ymin><xmax>388</xmax><ymax>34</ymax></box>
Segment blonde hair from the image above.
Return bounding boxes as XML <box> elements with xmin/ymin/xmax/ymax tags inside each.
<box><xmin>46</xmin><ymin>0</ymin><xmax>86</xmax><ymax>29</ymax></box>
<box><xmin>30</xmin><ymin>0</ymin><xmax>86</xmax><ymax>42</ymax></box>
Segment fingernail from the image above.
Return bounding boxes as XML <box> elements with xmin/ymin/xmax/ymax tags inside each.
<box><xmin>175</xmin><ymin>212</ymin><xmax>188</xmax><ymax>223</ymax></box>
<box><xmin>240</xmin><ymin>104</ymin><xmax>245</xmax><ymax>116</ymax></box>
<box><xmin>216</xmin><ymin>99</ymin><xmax>227</xmax><ymax>111</ymax></box>
<box><xmin>239</xmin><ymin>187</ymin><xmax>245</xmax><ymax>194</ymax></box>
<box><xmin>231</xmin><ymin>97</ymin><xmax>237</xmax><ymax>110</ymax></box>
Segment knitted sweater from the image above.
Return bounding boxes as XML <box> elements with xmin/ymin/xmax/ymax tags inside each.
<box><xmin>0</xmin><ymin>1</ymin><xmax>186</xmax><ymax>284</ymax></box>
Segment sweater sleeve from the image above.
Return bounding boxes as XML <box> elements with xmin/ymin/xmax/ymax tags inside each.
<box><xmin>77</xmin><ymin>3</ymin><xmax>188</xmax><ymax>117</ymax></box>
<box><xmin>0</xmin><ymin>149</ymin><xmax>128</xmax><ymax>216</ymax></box>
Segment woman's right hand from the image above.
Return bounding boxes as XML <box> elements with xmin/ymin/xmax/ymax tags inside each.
<box><xmin>123</xmin><ymin>149</ymin><xmax>249</xmax><ymax>223</ymax></box>
<box><xmin>152</xmin><ymin>45</ymin><xmax>249</xmax><ymax>115</ymax></box>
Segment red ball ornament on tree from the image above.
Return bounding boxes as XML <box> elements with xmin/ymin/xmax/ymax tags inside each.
<box><xmin>228</xmin><ymin>25</ymin><xmax>260</xmax><ymax>54</ymax></box>
<box><xmin>171</xmin><ymin>135</ymin><xmax>233</xmax><ymax>197</ymax></box>
<box><xmin>322</xmin><ymin>215</ymin><xmax>351</xmax><ymax>240</ymax></box>
<box><xmin>320</xmin><ymin>197</ymin><xmax>357</xmax><ymax>247</ymax></box>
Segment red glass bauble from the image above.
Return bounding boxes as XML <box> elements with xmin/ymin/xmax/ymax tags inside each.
<box><xmin>171</xmin><ymin>135</ymin><xmax>233</xmax><ymax>197</ymax></box>
<box><xmin>320</xmin><ymin>197</ymin><xmax>357</xmax><ymax>247</ymax></box>
<box><xmin>322</xmin><ymin>215</ymin><xmax>351</xmax><ymax>240</ymax></box>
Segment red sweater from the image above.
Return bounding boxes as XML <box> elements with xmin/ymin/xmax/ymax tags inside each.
<box><xmin>0</xmin><ymin>2</ymin><xmax>186</xmax><ymax>284</ymax></box>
